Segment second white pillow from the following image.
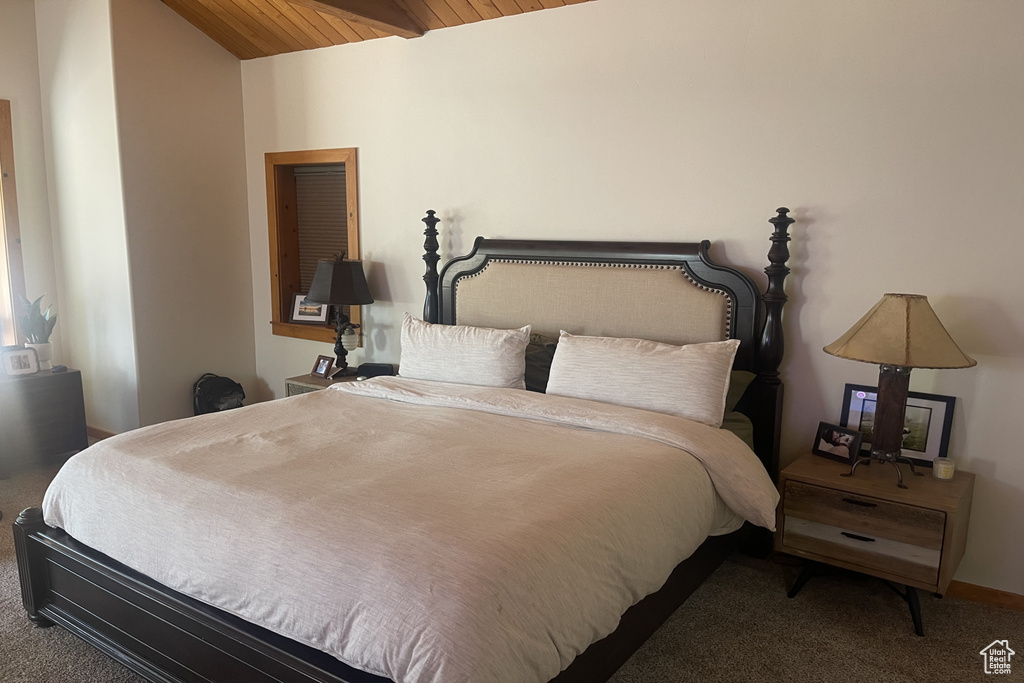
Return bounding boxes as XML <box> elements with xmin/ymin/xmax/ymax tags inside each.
<box><xmin>545</xmin><ymin>331</ymin><xmax>740</xmax><ymax>427</ymax></box>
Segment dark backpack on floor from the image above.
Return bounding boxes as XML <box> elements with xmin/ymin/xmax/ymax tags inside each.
<box><xmin>193</xmin><ymin>373</ymin><xmax>245</xmax><ymax>415</ymax></box>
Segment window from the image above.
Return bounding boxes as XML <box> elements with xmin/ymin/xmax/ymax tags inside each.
<box><xmin>0</xmin><ymin>100</ymin><xmax>27</xmax><ymax>347</ymax></box>
<box><xmin>265</xmin><ymin>148</ymin><xmax>360</xmax><ymax>343</ymax></box>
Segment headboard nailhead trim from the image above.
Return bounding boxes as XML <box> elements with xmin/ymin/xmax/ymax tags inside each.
<box><xmin>454</xmin><ymin>259</ymin><xmax>733</xmax><ymax>339</ymax></box>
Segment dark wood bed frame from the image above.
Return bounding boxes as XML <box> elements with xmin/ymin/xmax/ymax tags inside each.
<box><xmin>14</xmin><ymin>208</ymin><xmax>793</xmax><ymax>683</ymax></box>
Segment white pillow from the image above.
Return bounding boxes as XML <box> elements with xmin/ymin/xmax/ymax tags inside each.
<box><xmin>399</xmin><ymin>314</ymin><xmax>531</xmax><ymax>389</ymax></box>
<box><xmin>545</xmin><ymin>332</ymin><xmax>740</xmax><ymax>427</ymax></box>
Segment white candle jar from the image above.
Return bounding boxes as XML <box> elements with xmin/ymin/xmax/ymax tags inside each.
<box><xmin>933</xmin><ymin>457</ymin><xmax>956</xmax><ymax>480</ymax></box>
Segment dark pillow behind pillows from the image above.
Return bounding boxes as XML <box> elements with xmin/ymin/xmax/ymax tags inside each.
<box><xmin>525</xmin><ymin>333</ymin><xmax>558</xmax><ymax>393</ymax></box>
<box><xmin>725</xmin><ymin>370</ymin><xmax>757</xmax><ymax>413</ymax></box>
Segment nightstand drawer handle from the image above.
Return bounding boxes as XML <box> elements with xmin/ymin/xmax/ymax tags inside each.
<box><xmin>841</xmin><ymin>531</ymin><xmax>876</xmax><ymax>543</ymax></box>
<box><xmin>842</xmin><ymin>497</ymin><xmax>878</xmax><ymax>508</ymax></box>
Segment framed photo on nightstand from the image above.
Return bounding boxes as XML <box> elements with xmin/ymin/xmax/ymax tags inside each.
<box><xmin>2</xmin><ymin>346</ymin><xmax>40</xmax><ymax>376</ymax></box>
<box><xmin>310</xmin><ymin>355</ymin><xmax>334</xmax><ymax>379</ymax></box>
<box><xmin>840</xmin><ymin>383</ymin><xmax>956</xmax><ymax>467</ymax></box>
<box><xmin>811</xmin><ymin>422</ymin><xmax>861</xmax><ymax>464</ymax></box>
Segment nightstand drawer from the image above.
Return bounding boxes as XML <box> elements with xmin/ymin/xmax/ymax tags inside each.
<box><xmin>783</xmin><ymin>517</ymin><xmax>940</xmax><ymax>585</ymax></box>
<box><xmin>286</xmin><ymin>383</ymin><xmax>320</xmax><ymax>396</ymax></box>
<box><xmin>784</xmin><ymin>480</ymin><xmax>945</xmax><ymax>550</ymax></box>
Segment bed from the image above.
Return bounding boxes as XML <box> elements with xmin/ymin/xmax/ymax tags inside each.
<box><xmin>14</xmin><ymin>207</ymin><xmax>794</xmax><ymax>683</ymax></box>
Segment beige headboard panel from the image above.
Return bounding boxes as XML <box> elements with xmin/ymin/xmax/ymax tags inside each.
<box><xmin>454</xmin><ymin>260</ymin><xmax>730</xmax><ymax>345</ymax></box>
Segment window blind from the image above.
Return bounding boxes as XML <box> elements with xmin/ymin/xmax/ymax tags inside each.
<box><xmin>294</xmin><ymin>166</ymin><xmax>348</xmax><ymax>293</ymax></box>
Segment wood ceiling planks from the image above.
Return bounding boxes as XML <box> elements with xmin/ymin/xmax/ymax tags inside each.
<box><xmin>160</xmin><ymin>0</ymin><xmax>592</xmax><ymax>59</ymax></box>
<box><xmin>288</xmin><ymin>0</ymin><xmax>425</xmax><ymax>38</ymax></box>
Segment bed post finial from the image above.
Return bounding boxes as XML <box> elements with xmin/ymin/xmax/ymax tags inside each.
<box><xmin>746</xmin><ymin>207</ymin><xmax>793</xmax><ymax>490</ymax></box>
<box><xmin>422</xmin><ymin>210</ymin><xmax>441</xmax><ymax>324</ymax></box>
<box><xmin>759</xmin><ymin>207</ymin><xmax>793</xmax><ymax>379</ymax></box>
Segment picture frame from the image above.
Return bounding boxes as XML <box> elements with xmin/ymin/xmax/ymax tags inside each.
<box><xmin>2</xmin><ymin>346</ymin><xmax>40</xmax><ymax>376</ymax></box>
<box><xmin>811</xmin><ymin>421</ymin><xmax>862</xmax><ymax>464</ymax></box>
<box><xmin>291</xmin><ymin>294</ymin><xmax>329</xmax><ymax>324</ymax></box>
<box><xmin>310</xmin><ymin>355</ymin><xmax>335</xmax><ymax>379</ymax></box>
<box><xmin>840</xmin><ymin>383</ymin><xmax>956</xmax><ymax>467</ymax></box>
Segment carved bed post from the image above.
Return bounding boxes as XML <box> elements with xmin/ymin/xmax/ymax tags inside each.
<box><xmin>753</xmin><ymin>207</ymin><xmax>793</xmax><ymax>478</ymax></box>
<box><xmin>760</xmin><ymin>207</ymin><xmax>793</xmax><ymax>383</ymax></box>
<box><xmin>739</xmin><ymin>207</ymin><xmax>793</xmax><ymax>559</ymax></box>
<box><xmin>14</xmin><ymin>507</ymin><xmax>54</xmax><ymax>627</ymax></box>
<box><xmin>422</xmin><ymin>210</ymin><xmax>441</xmax><ymax>324</ymax></box>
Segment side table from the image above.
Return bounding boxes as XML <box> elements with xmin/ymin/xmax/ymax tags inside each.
<box><xmin>284</xmin><ymin>374</ymin><xmax>360</xmax><ymax>397</ymax></box>
<box><xmin>0</xmin><ymin>369</ymin><xmax>88</xmax><ymax>477</ymax></box>
<box><xmin>776</xmin><ymin>453</ymin><xmax>974</xmax><ymax>636</ymax></box>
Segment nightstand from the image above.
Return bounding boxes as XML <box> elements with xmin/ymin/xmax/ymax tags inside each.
<box><xmin>776</xmin><ymin>453</ymin><xmax>974</xmax><ymax>636</ymax></box>
<box><xmin>284</xmin><ymin>374</ymin><xmax>360</xmax><ymax>396</ymax></box>
<box><xmin>0</xmin><ymin>369</ymin><xmax>88</xmax><ymax>477</ymax></box>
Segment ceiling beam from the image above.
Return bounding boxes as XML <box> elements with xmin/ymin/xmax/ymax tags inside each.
<box><xmin>287</xmin><ymin>0</ymin><xmax>425</xmax><ymax>39</ymax></box>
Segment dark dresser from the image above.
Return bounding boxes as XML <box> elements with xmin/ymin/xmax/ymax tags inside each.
<box><xmin>0</xmin><ymin>369</ymin><xmax>88</xmax><ymax>477</ymax></box>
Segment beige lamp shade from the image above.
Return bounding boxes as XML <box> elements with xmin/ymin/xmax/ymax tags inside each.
<box><xmin>824</xmin><ymin>293</ymin><xmax>976</xmax><ymax>369</ymax></box>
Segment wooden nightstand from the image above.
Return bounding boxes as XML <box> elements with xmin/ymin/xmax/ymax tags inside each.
<box><xmin>776</xmin><ymin>453</ymin><xmax>974</xmax><ymax>636</ymax></box>
<box><xmin>284</xmin><ymin>374</ymin><xmax>360</xmax><ymax>397</ymax></box>
<box><xmin>0</xmin><ymin>369</ymin><xmax>88</xmax><ymax>477</ymax></box>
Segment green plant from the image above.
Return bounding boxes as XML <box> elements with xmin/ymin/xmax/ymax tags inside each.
<box><xmin>16</xmin><ymin>294</ymin><xmax>58</xmax><ymax>344</ymax></box>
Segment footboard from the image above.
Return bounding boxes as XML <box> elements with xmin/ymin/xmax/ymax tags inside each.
<box><xmin>14</xmin><ymin>507</ymin><xmax>742</xmax><ymax>683</ymax></box>
<box><xmin>13</xmin><ymin>508</ymin><xmax>387</xmax><ymax>683</ymax></box>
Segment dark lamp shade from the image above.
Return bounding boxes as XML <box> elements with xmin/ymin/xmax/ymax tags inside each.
<box><xmin>305</xmin><ymin>259</ymin><xmax>374</xmax><ymax>306</ymax></box>
<box><xmin>823</xmin><ymin>293</ymin><xmax>976</xmax><ymax>369</ymax></box>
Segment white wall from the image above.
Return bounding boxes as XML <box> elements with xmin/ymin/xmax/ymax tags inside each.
<box><xmin>34</xmin><ymin>0</ymin><xmax>140</xmax><ymax>433</ymax></box>
<box><xmin>0</xmin><ymin>0</ymin><xmax>60</xmax><ymax>357</ymax></box>
<box><xmin>241</xmin><ymin>0</ymin><xmax>1024</xmax><ymax>594</ymax></box>
<box><xmin>110</xmin><ymin>0</ymin><xmax>257</xmax><ymax>425</ymax></box>
<box><xmin>26</xmin><ymin>0</ymin><xmax>255</xmax><ymax>430</ymax></box>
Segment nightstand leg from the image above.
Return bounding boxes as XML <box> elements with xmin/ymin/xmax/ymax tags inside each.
<box><xmin>885</xmin><ymin>581</ymin><xmax>925</xmax><ymax>636</ymax></box>
<box><xmin>787</xmin><ymin>562</ymin><xmax>817</xmax><ymax>598</ymax></box>
<box><xmin>906</xmin><ymin>586</ymin><xmax>924</xmax><ymax>637</ymax></box>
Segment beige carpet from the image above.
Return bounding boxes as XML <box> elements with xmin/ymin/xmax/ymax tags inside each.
<box><xmin>1</xmin><ymin>468</ymin><xmax>142</xmax><ymax>683</ymax></box>
<box><xmin>2</xmin><ymin>468</ymin><xmax>1021</xmax><ymax>683</ymax></box>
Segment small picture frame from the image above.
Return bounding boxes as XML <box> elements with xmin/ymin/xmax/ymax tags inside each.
<box><xmin>291</xmin><ymin>294</ymin><xmax>329</xmax><ymax>324</ymax></box>
<box><xmin>840</xmin><ymin>383</ymin><xmax>956</xmax><ymax>468</ymax></box>
<box><xmin>2</xmin><ymin>346</ymin><xmax>40</xmax><ymax>376</ymax></box>
<box><xmin>811</xmin><ymin>421</ymin><xmax>862</xmax><ymax>464</ymax></box>
<box><xmin>310</xmin><ymin>355</ymin><xmax>335</xmax><ymax>379</ymax></box>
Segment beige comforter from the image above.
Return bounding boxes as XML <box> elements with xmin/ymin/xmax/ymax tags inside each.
<box><xmin>42</xmin><ymin>377</ymin><xmax>778</xmax><ymax>683</ymax></box>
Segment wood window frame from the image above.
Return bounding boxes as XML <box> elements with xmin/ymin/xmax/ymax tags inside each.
<box><xmin>1</xmin><ymin>100</ymin><xmax>28</xmax><ymax>347</ymax></box>
<box><xmin>265</xmin><ymin>148</ymin><xmax>360</xmax><ymax>343</ymax></box>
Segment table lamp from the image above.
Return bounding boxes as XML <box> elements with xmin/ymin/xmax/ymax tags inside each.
<box><xmin>824</xmin><ymin>293</ymin><xmax>975</xmax><ymax>487</ymax></box>
<box><xmin>305</xmin><ymin>257</ymin><xmax>374</xmax><ymax>377</ymax></box>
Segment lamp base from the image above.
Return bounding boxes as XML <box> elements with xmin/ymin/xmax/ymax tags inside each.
<box><xmin>842</xmin><ymin>450</ymin><xmax>925</xmax><ymax>489</ymax></box>
<box><xmin>330</xmin><ymin>314</ymin><xmax>356</xmax><ymax>378</ymax></box>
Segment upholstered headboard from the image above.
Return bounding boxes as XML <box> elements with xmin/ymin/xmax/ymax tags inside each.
<box><xmin>456</xmin><ymin>261</ymin><xmax>730</xmax><ymax>343</ymax></box>
<box><xmin>418</xmin><ymin>208</ymin><xmax>794</xmax><ymax>481</ymax></box>
<box><xmin>437</xmin><ymin>241</ymin><xmax>756</xmax><ymax>369</ymax></box>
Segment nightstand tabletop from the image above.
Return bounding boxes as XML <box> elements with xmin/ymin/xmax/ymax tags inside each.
<box><xmin>284</xmin><ymin>373</ymin><xmax>361</xmax><ymax>396</ymax></box>
<box><xmin>781</xmin><ymin>453</ymin><xmax>974</xmax><ymax>513</ymax></box>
